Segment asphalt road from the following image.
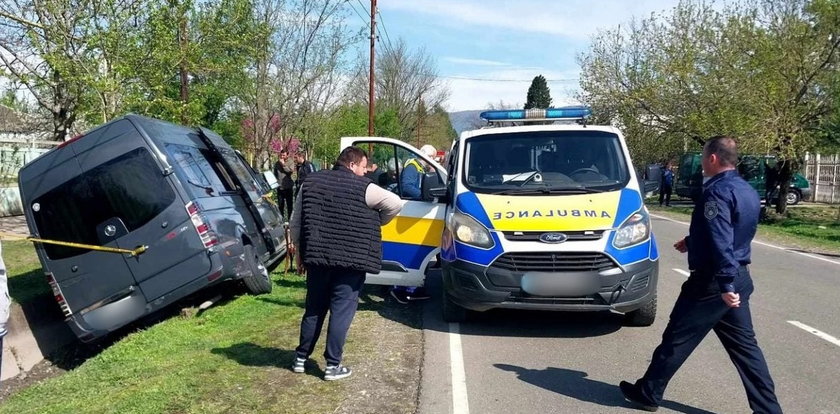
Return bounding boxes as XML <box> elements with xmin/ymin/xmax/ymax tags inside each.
<box><xmin>418</xmin><ymin>214</ymin><xmax>840</xmax><ymax>414</ymax></box>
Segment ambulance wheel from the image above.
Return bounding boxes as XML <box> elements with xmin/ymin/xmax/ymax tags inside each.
<box><xmin>243</xmin><ymin>245</ymin><xmax>273</xmax><ymax>295</ymax></box>
<box><xmin>624</xmin><ymin>295</ymin><xmax>656</xmax><ymax>326</ymax></box>
<box><xmin>442</xmin><ymin>293</ymin><xmax>469</xmax><ymax>322</ymax></box>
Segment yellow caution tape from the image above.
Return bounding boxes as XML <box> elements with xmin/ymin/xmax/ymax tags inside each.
<box><xmin>0</xmin><ymin>231</ymin><xmax>147</xmax><ymax>256</ymax></box>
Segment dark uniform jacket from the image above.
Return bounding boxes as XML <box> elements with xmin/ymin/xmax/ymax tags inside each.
<box><xmin>686</xmin><ymin>170</ymin><xmax>760</xmax><ymax>292</ymax></box>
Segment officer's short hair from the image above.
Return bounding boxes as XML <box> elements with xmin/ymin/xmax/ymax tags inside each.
<box><xmin>337</xmin><ymin>146</ymin><xmax>368</xmax><ymax>168</ymax></box>
<box><xmin>704</xmin><ymin>136</ymin><xmax>738</xmax><ymax>167</ymax></box>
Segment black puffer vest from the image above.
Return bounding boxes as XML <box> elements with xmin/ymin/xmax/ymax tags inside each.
<box><xmin>300</xmin><ymin>166</ymin><xmax>382</xmax><ymax>274</ymax></box>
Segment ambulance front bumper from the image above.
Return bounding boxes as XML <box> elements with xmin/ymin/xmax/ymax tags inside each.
<box><xmin>441</xmin><ymin>256</ymin><xmax>658</xmax><ymax>313</ymax></box>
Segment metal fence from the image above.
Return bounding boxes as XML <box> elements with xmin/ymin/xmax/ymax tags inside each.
<box><xmin>0</xmin><ymin>145</ymin><xmax>53</xmax><ymax>184</ymax></box>
<box><xmin>804</xmin><ymin>153</ymin><xmax>840</xmax><ymax>204</ymax></box>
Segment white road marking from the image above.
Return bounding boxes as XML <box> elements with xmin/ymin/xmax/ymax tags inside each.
<box><xmin>650</xmin><ymin>213</ymin><xmax>840</xmax><ymax>266</ymax></box>
<box><xmin>787</xmin><ymin>321</ymin><xmax>840</xmax><ymax>348</ymax></box>
<box><xmin>673</xmin><ymin>268</ymin><xmax>690</xmax><ymax>277</ymax></box>
<box><xmin>449</xmin><ymin>322</ymin><xmax>470</xmax><ymax>414</ymax></box>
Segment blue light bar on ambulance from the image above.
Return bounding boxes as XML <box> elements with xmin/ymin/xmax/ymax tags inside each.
<box><xmin>479</xmin><ymin>106</ymin><xmax>592</xmax><ymax>122</ymax></box>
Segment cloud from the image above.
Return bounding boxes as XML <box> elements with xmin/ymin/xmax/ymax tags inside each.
<box><xmin>443</xmin><ymin>57</ymin><xmax>510</xmax><ymax>66</ymax></box>
<box><xmin>382</xmin><ymin>0</ymin><xmax>678</xmax><ymax>39</ymax></box>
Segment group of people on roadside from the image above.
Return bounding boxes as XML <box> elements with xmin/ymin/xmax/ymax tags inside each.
<box><xmin>287</xmin><ymin>137</ymin><xmax>782</xmax><ymax>414</ymax></box>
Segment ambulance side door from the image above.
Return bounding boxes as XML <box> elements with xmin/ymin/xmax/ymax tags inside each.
<box><xmin>339</xmin><ymin>137</ymin><xmax>447</xmax><ymax>286</ymax></box>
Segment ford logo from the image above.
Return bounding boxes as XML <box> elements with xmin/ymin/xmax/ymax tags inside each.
<box><xmin>539</xmin><ymin>232</ymin><xmax>568</xmax><ymax>244</ymax></box>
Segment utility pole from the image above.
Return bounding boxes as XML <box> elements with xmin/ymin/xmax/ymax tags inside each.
<box><xmin>368</xmin><ymin>0</ymin><xmax>377</xmax><ymax>136</ymax></box>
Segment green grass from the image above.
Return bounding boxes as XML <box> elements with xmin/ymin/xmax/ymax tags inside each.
<box><xmin>0</xmin><ymin>270</ymin><xmax>354</xmax><ymax>414</ymax></box>
<box><xmin>3</xmin><ymin>239</ymin><xmax>50</xmax><ymax>303</ymax></box>
<box><xmin>647</xmin><ymin>201</ymin><xmax>840</xmax><ymax>254</ymax></box>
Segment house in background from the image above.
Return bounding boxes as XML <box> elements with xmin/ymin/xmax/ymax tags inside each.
<box><xmin>0</xmin><ymin>104</ymin><xmax>56</xmax><ymax>216</ymax></box>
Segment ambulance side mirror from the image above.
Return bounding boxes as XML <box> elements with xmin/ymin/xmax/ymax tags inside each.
<box><xmin>422</xmin><ymin>172</ymin><xmax>446</xmax><ymax>202</ymax></box>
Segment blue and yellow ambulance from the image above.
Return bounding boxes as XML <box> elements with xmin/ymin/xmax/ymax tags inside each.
<box><xmin>340</xmin><ymin>106</ymin><xmax>658</xmax><ymax>325</ymax></box>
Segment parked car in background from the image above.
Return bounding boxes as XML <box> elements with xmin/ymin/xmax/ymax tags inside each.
<box><xmin>674</xmin><ymin>152</ymin><xmax>811</xmax><ymax>205</ymax></box>
<box><xmin>18</xmin><ymin>115</ymin><xmax>286</xmax><ymax>342</ymax></box>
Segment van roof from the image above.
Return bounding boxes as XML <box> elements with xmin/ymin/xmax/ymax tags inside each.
<box><xmin>460</xmin><ymin>124</ymin><xmax>621</xmax><ymax>141</ymax></box>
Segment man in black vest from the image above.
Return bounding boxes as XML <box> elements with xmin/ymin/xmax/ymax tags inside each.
<box><xmin>289</xmin><ymin>146</ymin><xmax>403</xmax><ymax>381</ymax></box>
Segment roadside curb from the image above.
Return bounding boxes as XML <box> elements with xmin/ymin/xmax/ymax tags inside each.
<box><xmin>1</xmin><ymin>296</ymin><xmax>76</xmax><ymax>381</ymax></box>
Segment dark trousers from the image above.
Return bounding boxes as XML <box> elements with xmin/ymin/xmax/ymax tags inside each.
<box><xmin>636</xmin><ymin>268</ymin><xmax>781</xmax><ymax>413</ymax></box>
<box><xmin>295</xmin><ymin>266</ymin><xmax>365</xmax><ymax>366</ymax></box>
<box><xmin>277</xmin><ymin>188</ymin><xmax>294</xmax><ymax>222</ymax></box>
<box><xmin>659</xmin><ymin>185</ymin><xmax>672</xmax><ymax>206</ymax></box>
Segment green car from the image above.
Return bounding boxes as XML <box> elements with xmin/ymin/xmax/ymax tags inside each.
<box><xmin>674</xmin><ymin>152</ymin><xmax>811</xmax><ymax>205</ymax></box>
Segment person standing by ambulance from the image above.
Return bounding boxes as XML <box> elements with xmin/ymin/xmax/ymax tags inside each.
<box><xmin>620</xmin><ymin>136</ymin><xmax>782</xmax><ymax>413</ymax></box>
<box><xmin>289</xmin><ymin>146</ymin><xmax>402</xmax><ymax>380</ymax></box>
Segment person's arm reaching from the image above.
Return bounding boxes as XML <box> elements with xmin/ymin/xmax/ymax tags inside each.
<box><xmin>366</xmin><ymin>184</ymin><xmax>404</xmax><ymax>225</ymax></box>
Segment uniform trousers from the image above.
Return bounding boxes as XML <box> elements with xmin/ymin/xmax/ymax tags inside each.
<box><xmin>636</xmin><ymin>267</ymin><xmax>782</xmax><ymax>414</ymax></box>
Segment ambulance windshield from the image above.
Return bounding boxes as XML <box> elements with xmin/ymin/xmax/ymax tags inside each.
<box><xmin>463</xmin><ymin>130</ymin><xmax>629</xmax><ymax>194</ymax></box>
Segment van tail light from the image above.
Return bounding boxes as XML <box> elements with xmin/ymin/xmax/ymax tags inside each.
<box><xmin>46</xmin><ymin>272</ymin><xmax>73</xmax><ymax>317</ymax></box>
<box><xmin>186</xmin><ymin>202</ymin><xmax>218</xmax><ymax>248</ymax></box>
<box><xmin>56</xmin><ymin>134</ymin><xmax>84</xmax><ymax>149</ymax></box>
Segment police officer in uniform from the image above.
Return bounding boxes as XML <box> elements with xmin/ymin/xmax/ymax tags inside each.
<box><xmin>620</xmin><ymin>136</ymin><xmax>782</xmax><ymax>413</ymax></box>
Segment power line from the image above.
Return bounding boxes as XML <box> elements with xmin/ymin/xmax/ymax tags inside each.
<box><xmin>375</xmin><ymin>8</ymin><xmax>393</xmax><ymax>52</ymax></box>
<box><xmin>437</xmin><ymin>75</ymin><xmax>580</xmax><ymax>82</ymax></box>
<box><xmin>345</xmin><ymin>0</ymin><xmax>369</xmax><ymax>29</ymax></box>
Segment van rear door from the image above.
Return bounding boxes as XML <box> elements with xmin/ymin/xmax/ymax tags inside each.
<box><xmin>68</xmin><ymin>119</ymin><xmax>211</xmax><ymax>302</ymax></box>
<box><xmin>22</xmin><ymin>150</ymin><xmax>140</xmax><ymax>315</ymax></box>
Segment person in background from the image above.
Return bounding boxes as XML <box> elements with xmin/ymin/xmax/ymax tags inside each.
<box><xmin>289</xmin><ymin>147</ymin><xmax>403</xmax><ymax>381</ymax></box>
<box><xmin>400</xmin><ymin>144</ymin><xmax>436</xmax><ymax>200</ymax></box>
<box><xmin>379</xmin><ymin>158</ymin><xmax>399</xmax><ymax>193</ymax></box>
<box><xmin>0</xmin><ymin>242</ymin><xmax>10</xmax><ymax>387</ymax></box>
<box><xmin>294</xmin><ymin>152</ymin><xmax>316</xmax><ymax>197</ymax></box>
<box><xmin>659</xmin><ymin>161</ymin><xmax>674</xmax><ymax>207</ymax></box>
<box><xmin>274</xmin><ymin>150</ymin><xmax>295</xmax><ymax>222</ymax></box>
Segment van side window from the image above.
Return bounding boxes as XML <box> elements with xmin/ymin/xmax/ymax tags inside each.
<box><xmin>32</xmin><ymin>148</ymin><xmax>175</xmax><ymax>260</ymax></box>
<box><xmin>165</xmin><ymin>144</ymin><xmax>230</xmax><ymax>197</ymax></box>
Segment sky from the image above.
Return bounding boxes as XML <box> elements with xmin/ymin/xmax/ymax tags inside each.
<box><xmin>348</xmin><ymin>0</ymin><xmax>681</xmax><ymax>112</ymax></box>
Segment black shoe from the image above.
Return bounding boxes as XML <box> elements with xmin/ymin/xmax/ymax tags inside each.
<box><xmin>324</xmin><ymin>364</ymin><xmax>352</xmax><ymax>381</ymax></box>
<box><xmin>390</xmin><ymin>289</ymin><xmax>408</xmax><ymax>304</ymax></box>
<box><xmin>620</xmin><ymin>381</ymin><xmax>659</xmax><ymax>412</ymax></box>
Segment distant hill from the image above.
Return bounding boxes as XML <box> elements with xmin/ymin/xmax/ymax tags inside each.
<box><xmin>447</xmin><ymin>110</ymin><xmax>484</xmax><ymax>136</ymax></box>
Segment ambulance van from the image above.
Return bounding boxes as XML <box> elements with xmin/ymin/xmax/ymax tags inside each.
<box><xmin>340</xmin><ymin>106</ymin><xmax>659</xmax><ymax>325</ymax></box>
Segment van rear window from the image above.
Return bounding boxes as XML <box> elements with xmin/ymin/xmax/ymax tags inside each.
<box><xmin>32</xmin><ymin>148</ymin><xmax>175</xmax><ymax>260</ymax></box>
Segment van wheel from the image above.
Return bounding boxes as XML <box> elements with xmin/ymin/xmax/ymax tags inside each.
<box><xmin>786</xmin><ymin>190</ymin><xmax>801</xmax><ymax>205</ymax></box>
<box><xmin>624</xmin><ymin>295</ymin><xmax>656</xmax><ymax>326</ymax></box>
<box><xmin>243</xmin><ymin>245</ymin><xmax>272</xmax><ymax>295</ymax></box>
<box><xmin>442</xmin><ymin>292</ymin><xmax>469</xmax><ymax>323</ymax></box>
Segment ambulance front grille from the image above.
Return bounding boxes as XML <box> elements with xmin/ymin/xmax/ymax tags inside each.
<box><xmin>503</xmin><ymin>230</ymin><xmax>604</xmax><ymax>242</ymax></box>
<box><xmin>490</xmin><ymin>252</ymin><xmax>616</xmax><ymax>273</ymax></box>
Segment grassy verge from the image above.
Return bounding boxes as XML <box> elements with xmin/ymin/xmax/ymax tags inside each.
<box><xmin>0</xmin><ymin>264</ymin><xmax>422</xmax><ymax>413</ymax></box>
<box><xmin>3</xmin><ymin>239</ymin><xmax>50</xmax><ymax>303</ymax></box>
<box><xmin>647</xmin><ymin>202</ymin><xmax>840</xmax><ymax>255</ymax></box>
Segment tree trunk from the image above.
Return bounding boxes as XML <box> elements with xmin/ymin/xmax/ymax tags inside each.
<box><xmin>775</xmin><ymin>159</ymin><xmax>792</xmax><ymax>215</ymax></box>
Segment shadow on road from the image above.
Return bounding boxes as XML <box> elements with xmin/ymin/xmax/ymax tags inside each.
<box><xmin>494</xmin><ymin>364</ymin><xmax>716</xmax><ymax>414</ymax></box>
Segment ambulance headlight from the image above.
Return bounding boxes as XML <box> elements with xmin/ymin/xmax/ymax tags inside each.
<box><xmin>449</xmin><ymin>211</ymin><xmax>494</xmax><ymax>248</ymax></box>
<box><xmin>612</xmin><ymin>210</ymin><xmax>651</xmax><ymax>248</ymax></box>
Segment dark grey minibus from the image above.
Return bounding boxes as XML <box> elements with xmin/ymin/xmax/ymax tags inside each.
<box><xmin>18</xmin><ymin>114</ymin><xmax>286</xmax><ymax>342</ymax></box>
